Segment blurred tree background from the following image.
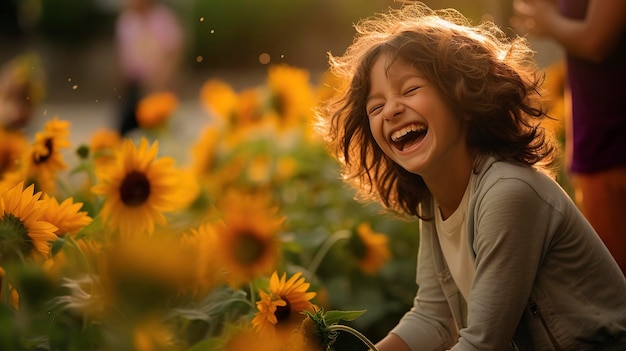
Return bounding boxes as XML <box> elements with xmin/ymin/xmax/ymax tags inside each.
<box><xmin>0</xmin><ymin>0</ymin><xmax>562</xmax><ymax>104</ymax></box>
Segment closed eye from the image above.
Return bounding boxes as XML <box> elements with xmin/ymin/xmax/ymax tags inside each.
<box><xmin>403</xmin><ymin>86</ymin><xmax>420</xmax><ymax>95</ymax></box>
<box><xmin>367</xmin><ymin>104</ymin><xmax>384</xmax><ymax>117</ymax></box>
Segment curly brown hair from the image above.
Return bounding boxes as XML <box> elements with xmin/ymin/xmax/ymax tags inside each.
<box><xmin>315</xmin><ymin>1</ymin><xmax>556</xmax><ymax>218</ymax></box>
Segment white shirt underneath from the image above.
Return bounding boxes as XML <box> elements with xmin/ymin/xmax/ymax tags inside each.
<box><xmin>435</xmin><ymin>180</ymin><xmax>475</xmax><ymax>302</ymax></box>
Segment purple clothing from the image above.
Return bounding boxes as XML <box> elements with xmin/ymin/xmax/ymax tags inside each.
<box><xmin>559</xmin><ymin>0</ymin><xmax>626</xmax><ymax>173</ymax></box>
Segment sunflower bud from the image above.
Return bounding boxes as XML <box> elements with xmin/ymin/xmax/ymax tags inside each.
<box><xmin>75</xmin><ymin>144</ymin><xmax>90</xmax><ymax>160</ymax></box>
<box><xmin>297</xmin><ymin>310</ymin><xmax>328</xmax><ymax>351</ymax></box>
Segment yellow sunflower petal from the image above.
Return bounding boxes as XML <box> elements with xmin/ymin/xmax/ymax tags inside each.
<box><xmin>40</xmin><ymin>195</ymin><xmax>92</xmax><ymax>236</ymax></box>
<box><xmin>91</xmin><ymin>137</ymin><xmax>183</xmax><ymax>236</ymax></box>
<box><xmin>0</xmin><ymin>182</ymin><xmax>58</xmax><ymax>259</ymax></box>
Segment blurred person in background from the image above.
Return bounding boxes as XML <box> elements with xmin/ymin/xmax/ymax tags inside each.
<box><xmin>115</xmin><ymin>0</ymin><xmax>184</xmax><ymax>135</ymax></box>
<box><xmin>514</xmin><ymin>0</ymin><xmax>626</xmax><ymax>275</ymax></box>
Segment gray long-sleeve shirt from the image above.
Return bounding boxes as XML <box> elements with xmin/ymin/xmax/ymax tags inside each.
<box><xmin>391</xmin><ymin>157</ymin><xmax>626</xmax><ymax>350</ymax></box>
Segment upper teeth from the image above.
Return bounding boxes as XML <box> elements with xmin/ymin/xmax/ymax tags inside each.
<box><xmin>391</xmin><ymin>124</ymin><xmax>426</xmax><ymax>142</ymax></box>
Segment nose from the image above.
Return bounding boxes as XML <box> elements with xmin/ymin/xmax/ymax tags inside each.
<box><xmin>382</xmin><ymin>98</ymin><xmax>404</xmax><ymax>120</ymax></box>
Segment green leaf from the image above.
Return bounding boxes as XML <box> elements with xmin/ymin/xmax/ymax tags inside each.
<box><xmin>323</xmin><ymin>310</ymin><xmax>366</xmax><ymax>325</ymax></box>
<box><xmin>166</xmin><ymin>286</ymin><xmax>251</xmax><ymax>323</ymax></box>
<box><xmin>51</xmin><ymin>238</ymin><xmax>66</xmax><ymax>256</ymax></box>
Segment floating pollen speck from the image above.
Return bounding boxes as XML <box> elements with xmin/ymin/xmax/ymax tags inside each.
<box><xmin>259</xmin><ymin>53</ymin><xmax>270</xmax><ymax>65</ymax></box>
<box><xmin>199</xmin><ymin>17</ymin><xmax>204</xmax><ymax>22</ymax></box>
<box><xmin>196</xmin><ymin>56</ymin><xmax>203</xmax><ymax>63</ymax></box>
<box><xmin>72</xmin><ymin>85</ymin><xmax>78</xmax><ymax>90</ymax></box>
<box><xmin>210</xmin><ymin>29</ymin><xmax>215</xmax><ymax>34</ymax></box>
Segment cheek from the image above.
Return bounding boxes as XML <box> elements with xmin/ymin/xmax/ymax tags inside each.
<box><xmin>368</xmin><ymin>116</ymin><xmax>381</xmax><ymax>139</ymax></box>
<box><xmin>369</xmin><ymin>120</ymin><xmax>393</xmax><ymax>158</ymax></box>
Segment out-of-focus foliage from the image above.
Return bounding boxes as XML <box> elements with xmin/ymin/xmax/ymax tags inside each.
<box><xmin>37</xmin><ymin>0</ymin><xmax>113</xmax><ymax>45</ymax></box>
<box><xmin>9</xmin><ymin>0</ymin><xmax>397</xmax><ymax>67</ymax></box>
<box><xmin>191</xmin><ymin>0</ymin><xmax>396</xmax><ymax>67</ymax></box>
<box><xmin>0</xmin><ymin>63</ymin><xmax>419</xmax><ymax>350</ymax></box>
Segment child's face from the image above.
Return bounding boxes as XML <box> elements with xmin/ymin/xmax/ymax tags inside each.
<box><xmin>366</xmin><ymin>54</ymin><xmax>469</xmax><ymax>180</ymax></box>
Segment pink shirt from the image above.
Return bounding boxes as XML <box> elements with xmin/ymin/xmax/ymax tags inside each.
<box><xmin>115</xmin><ymin>4</ymin><xmax>183</xmax><ymax>83</ymax></box>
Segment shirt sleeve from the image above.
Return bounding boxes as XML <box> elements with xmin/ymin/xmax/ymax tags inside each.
<box><xmin>452</xmin><ymin>177</ymin><xmax>561</xmax><ymax>350</ymax></box>
<box><xmin>390</xmin><ymin>220</ymin><xmax>458</xmax><ymax>351</ymax></box>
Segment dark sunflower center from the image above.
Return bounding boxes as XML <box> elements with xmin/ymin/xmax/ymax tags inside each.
<box><xmin>271</xmin><ymin>93</ymin><xmax>286</xmax><ymax>117</ymax></box>
<box><xmin>33</xmin><ymin>138</ymin><xmax>53</xmax><ymax>164</ymax></box>
<box><xmin>0</xmin><ymin>153</ymin><xmax>12</xmax><ymax>174</ymax></box>
<box><xmin>274</xmin><ymin>298</ymin><xmax>291</xmax><ymax>323</ymax></box>
<box><xmin>233</xmin><ymin>232</ymin><xmax>265</xmax><ymax>265</ymax></box>
<box><xmin>0</xmin><ymin>213</ymin><xmax>33</xmax><ymax>261</ymax></box>
<box><xmin>120</xmin><ymin>171</ymin><xmax>151</xmax><ymax>206</ymax></box>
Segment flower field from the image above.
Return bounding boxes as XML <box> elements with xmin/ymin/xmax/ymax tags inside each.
<box><xmin>0</xmin><ymin>61</ymin><xmax>567</xmax><ymax>350</ymax></box>
<box><xmin>0</xmin><ymin>64</ymin><xmax>422</xmax><ymax>351</ymax></box>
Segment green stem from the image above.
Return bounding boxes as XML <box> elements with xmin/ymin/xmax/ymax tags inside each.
<box><xmin>66</xmin><ymin>236</ymin><xmax>95</xmax><ymax>274</ymax></box>
<box><xmin>308</xmin><ymin>229</ymin><xmax>351</xmax><ymax>275</ymax></box>
<box><xmin>249</xmin><ymin>282</ymin><xmax>256</xmax><ymax>305</ymax></box>
<box><xmin>328</xmin><ymin>324</ymin><xmax>378</xmax><ymax>351</ymax></box>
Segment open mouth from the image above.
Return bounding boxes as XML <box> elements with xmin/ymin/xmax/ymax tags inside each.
<box><xmin>390</xmin><ymin>123</ymin><xmax>427</xmax><ymax>151</ymax></box>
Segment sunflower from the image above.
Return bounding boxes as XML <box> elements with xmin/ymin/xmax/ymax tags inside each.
<box><xmin>90</xmin><ymin>128</ymin><xmax>122</xmax><ymax>152</ymax></box>
<box><xmin>135</xmin><ymin>91</ymin><xmax>179</xmax><ymax>130</ymax></box>
<box><xmin>0</xmin><ymin>182</ymin><xmax>58</xmax><ymax>261</ymax></box>
<box><xmin>91</xmin><ymin>137</ymin><xmax>183</xmax><ymax>237</ymax></box>
<box><xmin>174</xmin><ymin>168</ymin><xmax>202</xmax><ymax>212</ymax></box>
<box><xmin>191</xmin><ymin>126</ymin><xmax>220</xmax><ymax>177</ymax></box>
<box><xmin>220</xmin><ymin>325</ymin><xmax>282</xmax><ymax>351</ymax></box>
<box><xmin>25</xmin><ymin>117</ymin><xmax>72</xmax><ymax>193</ymax></box>
<box><xmin>213</xmin><ymin>191</ymin><xmax>283</xmax><ymax>287</ymax></box>
<box><xmin>100</xmin><ymin>233</ymin><xmax>196</xmax><ymax>314</ymax></box>
<box><xmin>232</xmin><ymin>87</ymin><xmax>264</xmax><ymax>130</ymax></box>
<box><xmin>199</xmin><ymin>78</ymin><xmax>271</xmax><ymax>141</ymax></box>
<box><xmin>199</xmin><ymin>79</ymin><xmax>237</xmax><ymax>123</ymax></box>
<box><xmin>349</xmin><ymin>223</ymin><xmax>391</xmax><ymax>275</ymax></box>
<box><xmin>265</xmin><ymin>64</ymin><xmax>315</xmax><ymax>130</ymax></box>
<box><xmin>247</xmin><ymin>155</ymin><xmax>271</xmax><ymax>184</ymax></box>
<box><xmin>252</xmin><ymin>271</ymin><xmax>317</xmax><ymax>335</ymax></box>
<box><xmin>0</xmin><ymin>168</ymin><xmax>26</xmax><ymax>194</ymax></box>
<box><xmin>39</xmin><ymin>194</ymin><xmax>92</xmax><ymax>237</ymax></box>
<box><xmin>89</xmin><ymin>128</ymin><xmax>122</xmax><ymax>170</ymax></box>
<box><xmin>180</xmin><ymin>222</ymin><xmax>225</xmax><ymax>296</ymax></box>
<box><xmin>286</xmin><ymin>311</ymin><xmax>328</xmax><ymax>351</ymax></box>
<box><xmin>132</xmin><ymin>317</ymin><xmax>175</xmax><ymax>351</ymax></box>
